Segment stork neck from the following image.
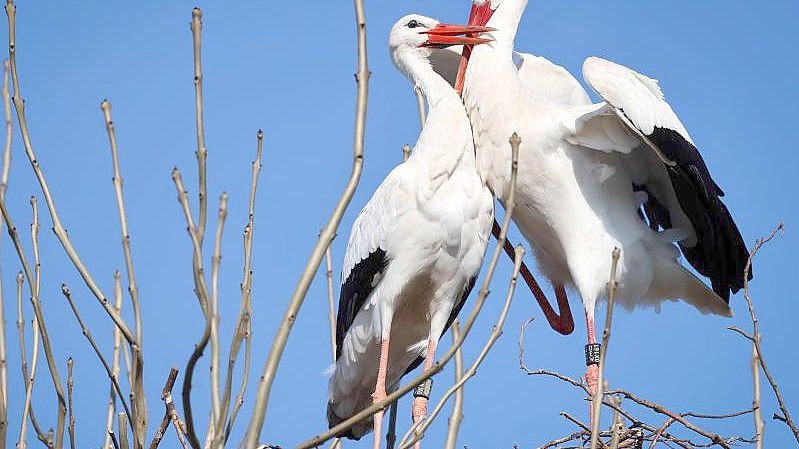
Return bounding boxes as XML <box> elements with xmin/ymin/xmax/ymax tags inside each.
<box><xmin>404</xmin><ymin>51</ymin><xmax>458</xmax><ymax>109</ymax></box>
<box><xmin>486</xmin><ymin>0</ymin><xmax>527</xmax><ymax>51</ymax></box>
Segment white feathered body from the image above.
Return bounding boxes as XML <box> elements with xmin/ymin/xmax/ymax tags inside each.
<box><xmin>328</xmin><ymin>58</ymin><xmax>494</xmax><ymax>437</ymax></box>
<box><xmin>464</xmin><ymin>34</ymin><xmax>728</xmax><ymax>317</ymax></box>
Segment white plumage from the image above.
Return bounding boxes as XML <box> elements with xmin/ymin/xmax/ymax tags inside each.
<box><xmin>327</xmin><ymin>15</ymin><xmax>494</xmax><ymax>442</ymax></box>
<box><xmin>445</xmin><ymin>0</ymin><xmax>751</xmax><ymax>399</ymax></box>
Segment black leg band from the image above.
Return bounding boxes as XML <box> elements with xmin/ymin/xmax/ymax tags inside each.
<box><xmin>585</xmin><ymin>343</ymin><xmax>601</xmax><ymax>366</ymax></box>
<box><xmin>413</xmin><ymin>378</ymin><xmax>433</xmax><ymax>399</ymax></box>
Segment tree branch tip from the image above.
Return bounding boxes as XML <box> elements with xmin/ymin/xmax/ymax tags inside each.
<box><xmin>257</xmin><ymin>129</ymin><xmax>263</xmax><ymax>138</ymax></box>
<box><xmin>192</xmin><ymin>7</ymin><xmax>202</xmax><ymax>18</ymax></box>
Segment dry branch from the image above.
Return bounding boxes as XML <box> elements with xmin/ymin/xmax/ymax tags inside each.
<box><xmin>398</xmin><ymin>246</ymin><xmax>525</xmax><ymax>449</ymax></box>
<box><xmin>104</xmin><ymin>272</ymin><xmax>124</xmax><ymax>449</ymax></box>
<box><xmin>730</xmin><ymin>223</ymin><xmax>797</xmax><ymax>442</ymax></box>
<box><xmin>17</xmin><ymin>284</ymin><xmax>40</xmax><ymax>449</ymax></box>
<box><xmin>590</xmin><ymin>248</ymin><xmax>620</xmax><ymax>449</ymax></box>
<box><xmin>242</xmin><ymin>0</ymin><xmax>369</xmax><ymax>444</ymax></box>
<box><xmin>66</xmin><ymin>358</ymin><xmax>75</xmax><ymax>449</ymax></box>
<box><xmin>4</xmin><ymin>0</ymin><xmax>136</xmax><ymax>348</ymax></box>
<box><xmin>206</xmin><ymin>192</ymin><xmax>228</xmax><ymax>449</ymax></box>
<box><xmin>172</xmin><ymin>167</ymin><xmax>212</xmax><ymax>449</ymax></box>
<box><xmin>191</xmin><ymin>7</ymin><xmax>209</xmax><ymax>243</ymax></box>
<box><xmin>0</xmin><ymin>57</ymin><xmax>11</xmax><ymax>449</ymax></box>
<box><xmin>149</xmin><ymin>367</ymin><xmax>188</xmax><ymax>449</ymax></box>
<box><xmin>220</xmin><ymin>130</ymin><xmax>264</xmax><ymax>444</ymax></box>
<box><xmin>0</xmin><ymin>188</ymin><xmax>65</xmax><ymax>449</ymax></box>
<box><xmin>442</xmin><ymin>320</ymin><xmax>464</xmax><ymax>449</ymax></box>
<box><xmin>100</xmin><ymin>100</ymin><xmax>147</xmax><ymax>443</ymax></box>
<box><xmin>61</xmin><ymin>284</ymin><xmax>134</xmax><ymax>442</ymax></box>
<box><xmin>297</xmin><ymin>132</ymin><xmax>522</xmax><ymax>449</ymax></box>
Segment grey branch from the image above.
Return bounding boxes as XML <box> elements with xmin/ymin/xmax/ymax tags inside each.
<box><xmin>242</xmin><ymin>0</ymin><xmax>370</xmax><ymax>444</ymax></box>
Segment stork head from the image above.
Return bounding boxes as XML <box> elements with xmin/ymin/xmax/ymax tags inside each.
<box><xmin>389</xmin><ymin>15</ymin><xmax>493</xmax><ymax>60</ymax></box>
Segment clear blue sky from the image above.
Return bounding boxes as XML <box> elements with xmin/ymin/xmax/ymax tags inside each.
<box><xmin>1</xmin><ymin>1</ymin><xmax>797</xmax><ymax>448</ymax></box>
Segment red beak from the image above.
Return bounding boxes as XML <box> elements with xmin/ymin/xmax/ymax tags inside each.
<box><xmin>421</xmin><ymin>23</ymin><xmax>494</xmax><ymax>48</ymax></box>
<box><xmin>454</xmin><ymin>2</ymin><xmax>496</xmax><ymax>95</ymax></box>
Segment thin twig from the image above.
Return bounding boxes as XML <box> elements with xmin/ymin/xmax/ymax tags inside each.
<box><xmin>737</xmin><ymin>223</ymin><xmax>796</xmax><ymax>442</ymax></box>
<box><xmin>66</xmin><ymin>358</ymin><xmax>75</xmax><ymax>449</ymax></box>
<box><xmin>148</xmin><ymin>367</ymin><xmax>188</xmax><ymax>449</ymax></box>
<box><xmin>221</xmin><ymin>130</ymin><xmax>263</xmax><ymax>444</ymax></box>
<box><xmin>324</xmin><ymin>245</ymin><xmax>337</xmax><ymax>362</ymax></box>
<box><xmin>750</xmin><ymin>343</ymin><xmax>763</xmax><ymax>449</ymax></box>
<box><xmin>17</xmin><ymin>292</ymin><xmax>40</xmax><ymax>449</ymax></box>
<box><xmin>243</xmin><ymin>0</ymin><xmax>369</xmax><ymax>444</ymax></box>
<box><xmin>205</xmin><ymin>192</ymin><xmax>228</xmax><ymax>449</ymax></box>
<box><xmin>4</xmin><ymin>0</ymin><xmax>136</xmax><ymax>347</ymax></box>
<box><xmin>399</xmin><ymin>246</ymin><xmax>525</xmax><ymax>449</ymax></box>
<box><xmin>191</xmin><ymin>7</ymin><xmax>208</xmax><ymax>243</ymax></box>
<box><xmin>6</xmin><ymin>5</ymin><xmax>142</xmax><ymax>444</ymax></box>
<box><xmin>14</xmin><ymin>272</ymin><xmax>49</xmax><ymax>448</ymax></box>
<box><xmin>590</xmin><ymin>248</ymin><xmax>620</xmax><ymax>449</ymax></box>
<box><xmin>650</xmin><ymin>417</ymin><xmax>676</xmax><ymax>449</ymax></box>
<box><xmin>101</xmin><ymin>100</ymin><xmax>147</xmax><ymax>443</ymax></box>
<box><xmin>443</xmin><ymin>320</ymin><xmax>464</xmax><ymax>449</ymax></box>
<box><xmin>105</xmin><ymin>272</ymin><xmax>124</xmax><ymax>449</ymax></box>
<box><xmin>61</xmin><ymin>284</ymin><xmax>134</xmax><ymax>433</ymax></box>
<box><xmin>172</xmin><ymin>167</ymin><xmax>212</xmax><ymax>449</ymax></box>
<box><xmin>296</xmin><ymin>132</ymin><xmax>522</xmax><ymax>449</ymax></box>
<box><xmin>0</xmin><ymin>57</ymin><xmax>11</xmax><ymax>449</ymax></box>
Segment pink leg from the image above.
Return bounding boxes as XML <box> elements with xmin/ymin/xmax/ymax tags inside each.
<box><xmin>584</xmin><ymin>308</ymin><xmax>600</xmax><ymax>420</ymax></box>
<box><xmin>411</xmin><ymin>338</ymin><xmax>438</xmax><ymax>449</ymax></box>
<box><xmin>372</xmin><ymin>339</ymin><xmax>390</xmax><ymax>449</ymax></box>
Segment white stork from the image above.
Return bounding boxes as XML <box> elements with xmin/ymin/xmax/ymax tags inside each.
<box><xmin>327</xmin><ymin>15</ymin><xmax>494</xmax><ymax>449</ymax></box>
<box><xmin>447</xmin><ymin>0</ymin><xmax>752</xmax><ymax>400</ymax></box>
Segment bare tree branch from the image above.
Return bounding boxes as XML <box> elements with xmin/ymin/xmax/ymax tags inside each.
<box><xmin>101</xmin><ymin>100</ymin><xmax>147</xmax><ymax>442</ymax></box>
<box><xmin>66</xmin><ymin>358</ymin><xmax>75</xmax><ymax>449</ymax></box>
<box><xmin>590</xmin><ymin>248</ymin><xmax>620</xmax><ymax>449</ymax></box>
<box><xmin>0</xmin><ymin>188</ymin><xmax>66</xmax><ymax>448</ymax></box>
<box><xmin>735</xmin><ymin>223</ymin><xmax>797</xmax><ymax>442</ymax></box>
<box><xmin>443</xmin><ymin>320</ymin><xmax>464</xmax><ymax>449</ymax></box>
<box><xmin>104</xmin><ymin>272</ymin><xmax>124</xmax><ymax>449</ymax></box>
<box><xmin>61</xmin><ymin>284</ymin><xmax>134</xmax><ymax>437</ymax></box>
<box><xmin>205</xmin><ymin>192</ymin><xmax>228</xmax><ymax>449</ymax></box>
<box><xmin>0</xmin><ymin>57</ymin><xmax>12</xmax><ymax>449</ymax></box>
<box><xmin>243</xmin><ymin>0</ymin><xmax>370</xmax><ymax>444</ymax></box>
<box><xmin>221</xmin><ymin>130</ymin><xmax>263</xmax><ymax>444</ymax></box>
<box><xmin>399</xmin><ymin>246</ymin><xmax>525</xmax><ymax>449</ymax></box>
<box><xmin>14</xmin><ymin>271</ymin><xmax>49</xmax><ymax>449</ymax></box>
<box><xmin>172</xmin><ymin>167</ymin><xmax>212</xmax><ymax>449</ymax></box>
<box><xmin>149</xmin><ymin>367</ymin><xmax>188</xmax><ymax>449</ymax></box>
<box><xmin>3</xmin><ymin>0</ymin><xmax>137</xmax><ymax>349</ymax></box>
<box><xmin>190</xmin><ymin>7</ymin><xmax>209</xmax><ymax>243</ymax></box>
<box><xmin>17</xmin><ymin>286</ymin><xmax>40</xmax><ymax>449</ymax></box>
<box><xmin>297</xmin><ymin>132</ymin><xmax>522</xmax><ymax>449</ymax></box>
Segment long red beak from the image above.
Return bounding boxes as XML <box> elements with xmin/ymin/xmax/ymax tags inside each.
<box><xmin>454</xmin><ymin>2</ymin><xmax>496</xmax><ymax>95</ymax></box>
<box><xmin>421</xmin><ymin>23</ymin><xmax>494</xmax><ymax>48</ymax></box>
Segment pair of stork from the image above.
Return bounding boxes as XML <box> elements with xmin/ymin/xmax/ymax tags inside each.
<box><xmin>327</xmin><ymin>0</ymin><xmax>751</xmax><ymax>447</ymax></box>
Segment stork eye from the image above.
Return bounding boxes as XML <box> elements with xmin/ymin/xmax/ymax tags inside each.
<box><xmin>406</xmin><ymin>19</ymin><xmax>422</xmax><ymax>29</ymax></box>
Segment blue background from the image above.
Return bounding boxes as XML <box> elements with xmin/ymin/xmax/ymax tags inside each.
<box><xmin>0</xmin><ymin>1</ymin><xmax>796</xmax><ymax>448</ymax></box>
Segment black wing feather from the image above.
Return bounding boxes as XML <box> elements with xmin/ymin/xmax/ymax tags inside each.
<box><xmin>645</xmin><ymin>127</ymin><xmax>751</xmax><ymax>302</ymax></box>
<box><xmin>335</xmin><ymin>249</ymin><xmax>389</xmax><ymax>360</ymax></box>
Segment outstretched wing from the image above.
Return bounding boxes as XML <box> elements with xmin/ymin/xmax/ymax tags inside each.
<box><xmin>565</xmin><ymin>57</ymin><xmax>750</xmax><ymax>301</ymax></box>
